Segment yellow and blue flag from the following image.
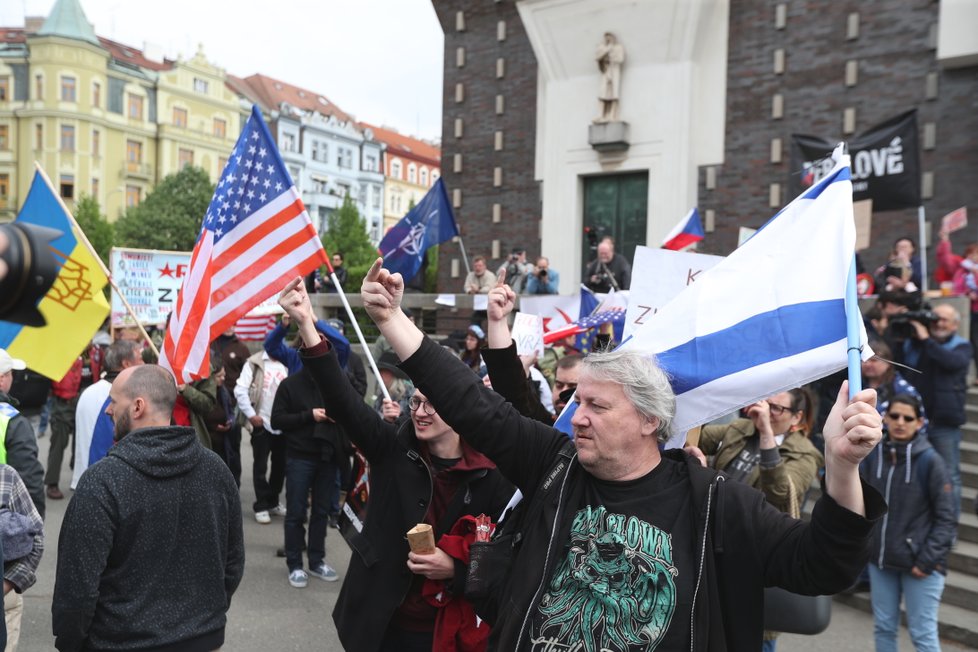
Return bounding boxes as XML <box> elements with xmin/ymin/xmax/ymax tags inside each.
<box><xmin>0</xmin><ymin>171</ymin><xmax>110</xmax><ymax>380</ymax></box>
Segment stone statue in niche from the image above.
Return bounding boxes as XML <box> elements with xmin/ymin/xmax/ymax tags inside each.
<box><xmin>594</xmin><ymin>32</ymin><xmax>625</xmax><ymax>124</ymax></box>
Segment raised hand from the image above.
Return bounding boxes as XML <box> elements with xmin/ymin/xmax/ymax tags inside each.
<box><xmin>487</xmin><ymin>284</ymin><xmax>516</xmax><ymax>323</ymax></box>
<box><xmin>361</xmin><ymin>258</ymin><xmax>404</xmax><ymax>326</ymax></box>
<box><xmin>278</xmin><ymin>277</ymin><xmax>314</xmax><ymax>327</ymax></box>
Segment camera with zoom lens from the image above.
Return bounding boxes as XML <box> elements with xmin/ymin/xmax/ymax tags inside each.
<box><xmin>888</xmin><ymin>309</ymin><xmax>939</xmax><ymax>326</ymax></box>
<box><xmin>0</xmin><ymin>222</ymin><xmax>64</xmax><ymax>326</ymax></box>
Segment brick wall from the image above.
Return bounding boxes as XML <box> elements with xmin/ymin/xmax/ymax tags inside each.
<box><xmin>432</xmin><ymin>1</ymin><xmax>540</xmax><ymax>332</ymax></box>
<box><xmin>699</xmin><ymin>1</ymin><xmax>978</xmax><ymax>283</ymax></box>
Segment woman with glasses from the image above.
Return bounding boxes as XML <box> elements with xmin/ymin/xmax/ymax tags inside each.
<box><xmin>275</xmin><ymin>277</ymin><xmax>514</xmax><ymax>652</ymax></box>
<box><xmin>862</xmin><ymin>394</ymin><xmax>955</xmax><ymax>652</ymax></box>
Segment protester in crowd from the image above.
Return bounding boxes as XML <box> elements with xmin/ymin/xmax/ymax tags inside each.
<box><xmin>935</xmin><ymin>229</ymin><xmax>964</xmax><ymax>287</ymax></box>
<box><xmin>0</xmin><ymin>350</ymin><xmax>45</xmax><ymax>519</ymax></box>
<box><xmin>271</xmin><ymin>364</ymin><xmax>345</xmax><ymax>588</ymax></box>
<box><xmin>325</xmin><ymin>318</ymin><xmax>364</xmax><ymax>528</ymax></box>
<box><xmin>584</xmin><ymin>236</ymin><xmax>631</xmax><ymax>292</ymax></box>
<box><xmin>373</xmin><ymin>350</ymin><xmax>415</xmax><ymax>419</ymax></box>
<box><xmin>210</xmin><ymin>326</ymin><xmax>250</xmax><ymax>399</ymax></box>
<box><xmin>552</xmin><ymin>353</ymin><xmax>583</xmax><ymax>415</ymax></box>
<box><xmin>264</xmin><ymin>314</ymin><xmax>351</xmax><ymax>373</ymax></box>
<box><xmin>277</xmin><ymin>276</ymin><xmax>513</xmax><ymax>652</ymax></box>
<box><xmin>899</xmin><ymin>303</ymin><xmax>971</xmax><ymax>519</ymax></box>
<box><xmin>862</xmin><ymin>339</ymin><xmax>926</xmax><ymax>425</ymax></box>
<box><xmin>53</xmin><ymin>365</ymin><xmax>244</xmax><ymax>652</ymax></box>
<box><xmin>459</xmin><ymin>324</ymin><xmax>486</xmax><ymax>373</ymax></box>
<box><xmin>497</xmin><ymin>248</ymin><xmax>534</xmax><ymax>294</ymax></box>
<box><xmin>951</xmin><ymin>243</ymin><xmax>978</xmax><ymax>378</ymax></box>
<box><xmin>320</xmin><ymin>252</ymin><xmax>349</xmax><ymax>293</ymax></box>
<box><xmin>1</xmin><ymin>463</ymin><xmax>44</xmax><ymax>652</ymax></box>
<box><xmin>524</xmin><ymin>256</ymin><xmax>560</xmax><ymax>295</ymax></box>
<box><xmin>44</xmin><ymin>356</ymin><xmax>82</xmax><ymax>501</ymax></box>
<box><xmin>698</xmin><ymin>388</ymin><xmax>824</xmax><ymax>519</ymax></box>
<box><xmin>356</xmin><ymin>258</ymin><xmax>884</xmax><ymax>650</ymax></box>
<box><xmin>862</xmin><ymin>393</ymin><xmax>955</xmax><ymax>652</ymax></box>
<box><xmin>176</xmin><ymin>362</ymin><xmax>221</xmax><ymax>451</ymax></box>
<box><xmin>874</xmin><ymin>236</ymin><xmax>922</xmax><ymax>293</ymax></box>
<box><xmin>72</xmin><ymin>340</ymin><xmax>144</xmax><ymax>489</ymax></box>
<box><xmin>236</xmin><ymin>334</ymin><xmax>289</xmax><ymax>525</ymax></box>
<box><xmin>327</xmin><ymin>319</ymin><xmax>366</xmax><ymax>398</ymax></box>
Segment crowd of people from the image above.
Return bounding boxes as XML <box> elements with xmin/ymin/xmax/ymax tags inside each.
<box><xmin>2</xmin><ymin>231</ymin><xmax>978</xmax><ymax>651</ymax></box>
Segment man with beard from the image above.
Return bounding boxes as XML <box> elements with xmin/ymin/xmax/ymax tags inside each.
<box><xmin>53</xmin><ymin>365</ymin><xmax>244</xmax><ymax>652</ymax></box>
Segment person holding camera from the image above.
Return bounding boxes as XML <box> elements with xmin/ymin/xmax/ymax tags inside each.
<box><xmin>525</xmin><ymin>257</ymin><xmax>560</xmax><ymax>295</ymax></box>
<box><xmin>900</xmin><ymin>303</ymin><xmax>971</xmax><ymax>519</ymax></box>
<box><xmin>584</xmin><ymin>237</ymin><xmax>631</xmax><ymax>293</ymax></box>
<box><xmin>497</xmin><ymin>248</ymin><xmax>533</xmax><ymax>294</ymax></box>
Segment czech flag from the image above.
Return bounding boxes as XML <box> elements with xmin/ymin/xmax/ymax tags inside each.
<box><xmin>661</xmin><ymin>208</ymin><xmax>705</xmax><ymax>251</ymax></box>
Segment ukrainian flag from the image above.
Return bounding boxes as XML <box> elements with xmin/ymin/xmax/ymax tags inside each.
<box><xmin>0</xmin><ymin>171</ymin><xmax>110</xmax><ymax>380</ymax></box>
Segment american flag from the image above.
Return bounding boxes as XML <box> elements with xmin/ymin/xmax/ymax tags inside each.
<box><xmin>234</xmin><ymin>314</ymin><xmax>278</xmax><ymax>342</ymax></box>
<box><xmin>161</xmin><ymin>105</ymin><xmax>328</xmax><ymax>382</ymax></box>
<box><xmin>542</xmin><ymin>309</ymin><xmax>626</xmax><ymax>346</ymax></box>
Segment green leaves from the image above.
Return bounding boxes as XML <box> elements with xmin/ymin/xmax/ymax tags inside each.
<box><xmin>114</xmin><ymin>166</ymin><xmax>215</xmax><ymax>252</ymax></box>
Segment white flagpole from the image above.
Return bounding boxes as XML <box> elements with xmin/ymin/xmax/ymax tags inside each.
<box><xmin>456</xmin><ymin>237</ymin><xmax>472</xmax><ymax>276</ymax></box>
<box><xmin>328</xmin><ymin>272</ymin><xmax>391</xmax><ymax>402</ymax></box>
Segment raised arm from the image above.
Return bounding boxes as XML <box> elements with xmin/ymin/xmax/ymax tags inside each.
<box><xmin>821</xmin><ymin>382</ymin><xmax>882</xmax><ymax>516</ymax></box>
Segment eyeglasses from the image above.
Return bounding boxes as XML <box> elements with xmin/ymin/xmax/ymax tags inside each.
<box><xmin>768</xmin><ymin>402</ymin><xmax>797</xmax><ymax>417</ymax></box>
<box><xmin>886</xmin><ymin>413</ymin><xmax>917</xmax><ymax>423</ymax></box>
<box><xmin>408</xmin><ymin>397</ymin><xmax>436</xmax><ymax>415</ymax></box>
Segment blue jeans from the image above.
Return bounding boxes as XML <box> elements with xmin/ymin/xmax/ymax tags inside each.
<box><xmin>927</xmin><ymin>425</ymin><xmax>961</xmax><ymax>519</ymax></box>
<box><xmin>762</xmin><ymin>638</ymin><xmax>777</xmax><ymax>652</ymax></box>
<box><xmin>868</xmin><ymin>565</ymin><xmax>944</xmax><ymax>652</ymax></box>
<box><xmin>284</xmin><ymin>456</ymin><xmax>337</xmax><ymax>572</ymax></box>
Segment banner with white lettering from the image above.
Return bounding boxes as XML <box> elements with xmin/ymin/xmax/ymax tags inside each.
<box><xmin>110</xmin><ymin>247</ymin><xmax>191</xmax><ymax>326</ymax></box>
<box><xmin>623</xmin><ymin>246</ymin><xmax>723</xmax><ymax>339</ymax></box>
<box><xmin>790</xmin><ymin>109</ymin><xmax>920</xmax><ymax>211</ymax></box>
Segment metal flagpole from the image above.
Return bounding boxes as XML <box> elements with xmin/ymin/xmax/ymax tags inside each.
<box><xmin>918</xmin><ymin>205</ymin><xmax>929</xmax><ymax>293</ymax></box>
<box><xmin>328</xmin><ymin>272</ymin><xmax>391</xmax><ymax>402</ymax></box>
<box><xmin>456</xmin><ymin>236</ymin><xmax>472</xmax><ymax>276</ymax></box>
<box><xmin>846</xmin><ymin>253</ymin><xmax>863</xmax><ymax>399</ymax></box>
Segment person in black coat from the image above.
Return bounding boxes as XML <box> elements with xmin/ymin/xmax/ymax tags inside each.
<box><xmin>277</xmin><ymin>278</ymin><xmax>514</xmax><ymax>652</ymax></box>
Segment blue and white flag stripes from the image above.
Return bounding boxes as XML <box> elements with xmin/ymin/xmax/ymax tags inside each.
<box><xmin>556</xmin><ymin>151</ymin><xmax>870</xmax><ymax>445</ymax></box>
<box><xmin>378</xmin><ymin>178</ymin><xmax>459</xmax><ymax>281</ymax></box>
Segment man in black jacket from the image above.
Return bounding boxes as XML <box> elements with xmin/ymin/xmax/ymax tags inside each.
<box><xmin>354</xmin><ymin>259</ymin><xmax>886</xmax><ymax>652</ymax></box>
<box><xmin>52</xmin><ymin>365</ymin><xmax>244</xmax><ymax>652</ymax></box>
<box><xmin>271</xmin><ymin>365</ymin><xmax>344</xmax><ymax>587</ymax></box>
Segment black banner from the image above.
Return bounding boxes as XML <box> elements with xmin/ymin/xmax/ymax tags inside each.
<box><xmin>790</xmin><ymin>109</ymin><xmax>920</xmax><ymax>211</ymax></box>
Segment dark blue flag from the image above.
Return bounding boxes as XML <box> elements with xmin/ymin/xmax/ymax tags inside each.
<box><xmin>378</xmin><ymin>178</ymin><xmax>458</xmax><ymax>280</ymax></box>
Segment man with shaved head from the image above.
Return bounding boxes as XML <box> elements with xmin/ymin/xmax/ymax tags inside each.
<box><xmin>53</xmin><ymin>365</ymin><xmax>244</xmax><ymax>652</ymax></box>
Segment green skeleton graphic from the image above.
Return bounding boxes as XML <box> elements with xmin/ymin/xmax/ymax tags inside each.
<box><xmin>536</xmin><ymin>506</ymin><xmax>677</xmax><ymax>652</ymax></box>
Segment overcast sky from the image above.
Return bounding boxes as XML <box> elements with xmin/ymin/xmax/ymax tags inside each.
<box><xmin>2</xmin><ymin>0</ymin><xmax>446</xmax><ymax>141</ymax></box>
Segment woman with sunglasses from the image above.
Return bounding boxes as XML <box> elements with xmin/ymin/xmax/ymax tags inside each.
<box><xmin>274</xmin><ymin>277</ymin><xmax>513</xmax><ymax>652</ymax></box>
<box><xmin>862</xmin><ymin>393</ymin><xmax>955</xmax><ymax>652</ymax></box>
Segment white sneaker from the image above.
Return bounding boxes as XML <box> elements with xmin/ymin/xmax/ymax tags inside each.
<box><xmin>288</xmin><ymin>569</ymin><xmax>308</xmax><ymax>588</ymax></box>
<box><xmin>308</xmin><ymin>562</ymin><xmax>339</xmax><ymax>582</ymax></box>
<box><xmin>254</xmin><ymin>510</ymin><xmax>271</xmax><ymax>524</ymax></box>
<box><xmin>269</xmin><ymin>504</ymin><xmax>287</xmax><ymax>517</ymax></box>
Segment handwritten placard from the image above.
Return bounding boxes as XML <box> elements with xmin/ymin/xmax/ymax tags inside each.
<box><xmin>511</xmin><ymin>312</ymin><xmax>544</xmax><ymax>356</ymax></box>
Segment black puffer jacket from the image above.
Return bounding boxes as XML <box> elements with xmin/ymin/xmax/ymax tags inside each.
<box><xmin>403</xmin><ymin>336</ymin><xmax>886</xmax><ymax>652</ymax></box>
<box><xmin>862</xmin><ymin>434</ymin><xmax>956</xmax><ymax>575</ymax></box>
<box><xmin>52</xmin><ymin>426</ymin><xmax>244</xmax><ymax>652</ymax></box>
<box><xmin>300</xmin><ymin>342</ymin><xmax>514</xmax><ymax>652</ymax></box>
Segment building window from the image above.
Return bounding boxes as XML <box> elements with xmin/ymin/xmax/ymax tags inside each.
<box><xmin>60</xmin><ymin>174</ymin><xmax>74</xmax><ymax>199</ymax></box>
<box><xmin>372</xmin><ymin>185</ymin><xmax>381</xmax><ymax>209</ymax></box>
<box><xmin>408</xmin><ymin>164</ymin><xmax>417</xmax><ymax>184</ymax></box>
<box><xmin>35</xmin><ymin>123</ymin><xmax>43</xmax><ymax>150</ymax></box>
<box><xmin>61</xmin><ymin>76</ymin><xmax>76</xmax><ymax>102</ymax></box>
<box><xmin>126</xmin><ymin>139</ymin><xmax>142</xmax><ymax>164</ymax></box>
<box><xmin>289</xmin><ymin>166</ymin><xmax>301</xmax><ymax>188</ymax></box>
<box><xmin>390</xmin><ymin>159</ymin><xmax>402</xmax><ymax>179</ymax></box>
<box><xmin>312</xmin><ymin>177</ymin><xmax>328</xmax><ymax>194</ymax></box>
<box><xmin>0</xmin><ymin>76</ymin><xmax>8</xmax><ymax>101</ymax></box>
<box><xmin>179</xmin><ymin>148</ymin><xmax>194</xmax><ymax>168</ymax></box>
<box><xmin>431</xmin><ymin>170</ymin><xmax>440</xmax><ymax>183</ymax></box>
<box><xmin>128</xmin><ymin>94</ymin><xmax>143</xmax><ymax>120</ymax></box>
<box><xmin>35</xmin><ymin>74</ymin><xmax>43</xmax><ymax>100</ymax></box>
<box><xmin>0</xmin><ymin>174</ymin><xmax>8</xmax><ymax>198</ymax></box>
<box><xmin>91</xmin><ymin>178</ymin><xmax>99</xmax><ymax>197</ymax></box>
<box><xmin>213</xmin><ymin>118</ymin><xmax>226</xmax><ymax>138</ymax></box>
<box><xmin>126</xmin><ymin>185</ymin><xmax>140</xmax><ymax>207</ymax></box>
<box><xmin>60</xmin><ymin>124</ymin><xmax>75</xmax><ymax>151</ymax></box>
<box><xmin>92</xmin><ymin>81</ymin><xmax>101</xmax><ymax>108</ymax></box>
<box><xmin>218</xmin><ymin>156</ymin><xmax>228</xmax><ymax>174</ymax></box>
<box><xmin>193</xmin><ymin>78</ymin><xmax>209</xmax><ymax>94</ymax></box>
<box><xmin>92</xmin><ymin>129</ymin><xmax>100</xmax><ymax>156</ymax></box>
<box><xmin>337</xmin><ymin>182</ymin><xmax>351</xmax><ymax>197</ymax></box>
<box><xmin>364</xmin><ymin>154</ymin><xmax>377</xmax><ymax>172</ymax></box>
<box><xmin>282</xmin><ymin>133</ymin><xmax>296</xmax><ymax>152</ymax></box>
<box><xmin>313</xmin><ymin>140</ymin><xmax>328</xmax><ymax>162</ymax></box>
<box><xmin>173</xmin><ymin>107</ymin><xmax>187</xmax><ymax>127</ymax></box>
<box><xmin>337</xmin><ymin>148</ymin><xmax>352</xmax><ymax>169</ymax></box>
<box><xmin>0</xmin><ymin>125</ymin><xmax>8</xmax><ymax>150</ymax></box>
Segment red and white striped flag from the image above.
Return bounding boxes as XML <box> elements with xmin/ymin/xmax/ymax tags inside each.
<box><xmin>234</xmin><ymin>314</ymin><xmax>277</xmax><ymax>342</ymax></box>
<box><xmin>161</xmin><ymin>105</ymin><xmax>328</xmax><ymax>382</ymax></box>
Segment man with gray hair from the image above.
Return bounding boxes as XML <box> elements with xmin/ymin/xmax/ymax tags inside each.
<box><xmin>53</xmin><ymin>365</ymin><xmax>244</xmax><ymax>652</ymax></box>
<box><xmin>351</xmin><ymin>260</ymin><xmax>886</xmax><ymax>651</ymax></box>
<box><xmin>70</xmin><ymin>339</ymin><xmax>144</xmax><ymax>489</ymax></box>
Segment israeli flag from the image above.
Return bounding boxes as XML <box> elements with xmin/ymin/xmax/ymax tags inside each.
<box><xmin>557</xmin><ymin>150</ymin><xmax>870</xmax><ymax>446</ymax></box>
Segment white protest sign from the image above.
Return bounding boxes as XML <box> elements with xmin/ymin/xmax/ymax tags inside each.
<box><xmin>623</xmin><ymin>246</ymin><xmax>724</xmax><ymax>339</ymax></box>
<box><xmin>518</xmin><ymin>294</ymin><xmax>581</xmax><ymax>334</ymax></box>
<box><xmin>511</xmin><ymin>312</ymin><xmax>545</xmax><ymax>356</ymax></box>
<box><xmin>110</xmin><ymin>247</ymin><xmax>191</xmax><ymax>327</ymax></box>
